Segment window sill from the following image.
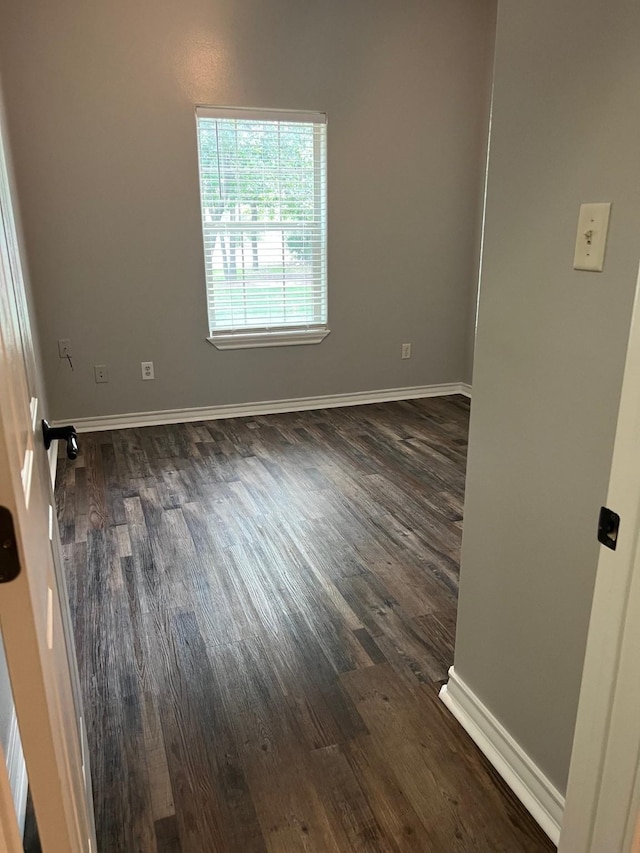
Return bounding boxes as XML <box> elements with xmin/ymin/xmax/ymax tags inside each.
<box><xmin>208</xmin><ymin>328</ymin><xmax>330</xmax><ymax>350</ymax></box>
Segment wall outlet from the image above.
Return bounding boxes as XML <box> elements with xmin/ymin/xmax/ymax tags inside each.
<box><xmin>94</xmin><ymin>364</ymin><xmax>108</xmax><ymax>383</ymax></box>
<box><xmin>141</xmin><ymin>361</ymin><xmax>154</xmax><ymax>380</ymax></box>
<box><xmin>58</xmin><ymin>339</ymin><xmax>72</xmax><ymax>359</ymax></box>
<box><xmin>401</xmin><ymin>343</ymin><xmax>412</xmax><ymax>359</ymax></box>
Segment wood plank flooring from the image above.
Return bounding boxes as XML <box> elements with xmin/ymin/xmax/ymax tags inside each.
<box><xmin>55</xmin><ymin>396</ymin><xmax>555</xmax><ymax>852</ymax></box>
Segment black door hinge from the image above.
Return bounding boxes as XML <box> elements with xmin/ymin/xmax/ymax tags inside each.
<box><xmin>0</xmin><ymin>507</ymin><xmax>21</xmax><ymax>583</ymax></box>
<box><xmin>598</xmin><ymin>506</ymin><xmax>620</xmax><ymax>551</ymax></box>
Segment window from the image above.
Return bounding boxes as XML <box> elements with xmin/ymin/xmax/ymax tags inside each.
<box><xmin>195</xmin><ymin>107</ymin><xmax>328</xmax><ymax>349</ymax></box>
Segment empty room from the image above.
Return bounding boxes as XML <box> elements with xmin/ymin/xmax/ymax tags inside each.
<box><xmin>1</xmin><ymin>0</ymin><xmax>640</xmax><ymax>851</ymax></box>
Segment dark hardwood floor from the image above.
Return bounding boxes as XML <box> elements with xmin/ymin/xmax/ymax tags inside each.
<box><xmin>56</xmin><ymin>396</ymin><xmax>555</xmax><ymax>852</ymax></box>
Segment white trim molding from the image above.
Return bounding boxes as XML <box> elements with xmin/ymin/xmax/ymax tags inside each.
<box><xmin>459</xmin><ymin>382</ymin><xmax>472</xmax><ymax>398</ymax></box>
<box><xmin>439</xmin><ymin>667</ymin><xmax>564</xmax><ymax>845</ymax></box>
<box><xmin>6</xmin><ymin>708</ymin><xmax>27</xmax><ymax>834</ymax></box>
<box><xmin>48</xmin><ymin>444</ymin><xmax>58</xmax><ymax>487</ymax></box>
<box><xmin>56</xmin><ymin>382</ymin><xmax>471</xmax><ymax>433</ymax></box>
<box><xmin>208</xmin><ymin>327</ymin><xmax>330</xmax><ymax>350</ymax></box>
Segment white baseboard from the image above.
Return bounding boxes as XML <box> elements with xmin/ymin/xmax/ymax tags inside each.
<box><xmin>55</xmin><ymin>382</ymin><xmax>472</xmax><ymax>433</ymax></box>
<box><xmin>6</xmin><ymin>707</ymin><xmax>27</xmax><ymax>835</ymax></box>
<box><xmin>439</xmin><ymin>667</ymin><xmax>564</xmax><ymax>845</ymax></box>
<box><xmin>459</xmin><ymin>382</ymin><xmax>472</xmax><ymax>398</ymax></box>
<box><xmin>48</xmin><ymin>444</ymin><xmax>58</xmax><ymax>487</ymax></box>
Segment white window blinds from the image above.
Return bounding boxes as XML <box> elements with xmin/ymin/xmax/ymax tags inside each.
<box><xmin>196</xmin><ymin>107</ymin><xmax>327</xmax><ymax>342</ymax></box>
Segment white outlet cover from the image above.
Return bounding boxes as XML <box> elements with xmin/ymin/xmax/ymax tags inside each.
<box><xmin>141</xmin><ymin>361</ymin><xmax>154</xmax><ymax>380</ymax></box>
<box><xmin>58</xmin><ymin>339</ymin><xmax>71</xmax><ymax>358</ymax></box>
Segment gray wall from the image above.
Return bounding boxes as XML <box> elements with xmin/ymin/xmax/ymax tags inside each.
<box><xmin>455</xmin><ymin>0</ymin><xmax>640</xmax><ymax>794</ymax></box>
<box><xmin>0</xmin><ymin>0</ymin><xmax>494</xmax><ymax>422</ymax></box>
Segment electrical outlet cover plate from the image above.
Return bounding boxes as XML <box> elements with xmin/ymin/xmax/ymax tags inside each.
<box><xmin>58</xmin><ymin>339</ymin><xmax>71</xmax><ymax>359</ymax></box>
<box><xmin>141</xmin><ymin>361</ymin><xmax>154</xmax><ymax>380</ymax></box>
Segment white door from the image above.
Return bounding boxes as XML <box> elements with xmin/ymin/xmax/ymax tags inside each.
<box><xmin>560</xmin><ymin>261</ymin><xmax>640</xmax><ymax>853</ymax></box>
<box><xmin>0</xmin><ymin>87</ymin><xmax>97</xmax><ymax>851</ymax></box>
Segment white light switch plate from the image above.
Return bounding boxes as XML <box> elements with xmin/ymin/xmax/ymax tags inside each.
<box><xmin>573</xmin><ymin>203</ymin><xmax>611</xmax><ymax>272</ymax></box>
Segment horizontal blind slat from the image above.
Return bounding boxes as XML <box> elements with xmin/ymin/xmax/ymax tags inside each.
<box><xmin>196</xmin><ymin>106</ymin><xmax>327</xmax><ymax>124</ymax></box>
